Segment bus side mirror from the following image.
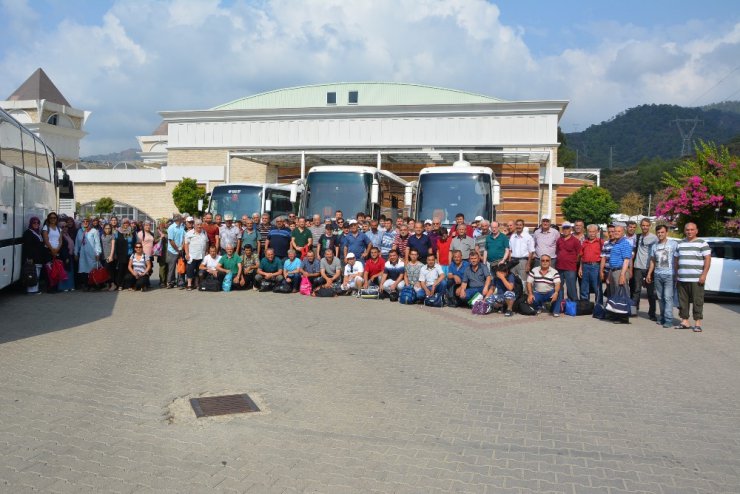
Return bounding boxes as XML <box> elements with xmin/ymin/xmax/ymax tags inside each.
<box><xmin>371</xmin><ymin>180</ymin><xmax>379</xmax><ymax>204</ymax></box>
<box><xmin>265</xmin><ymin>199</ymin><xmax>272</xmax><ymax>212</ymax></box>
<box><xmin>290</xmin><ymin>184</ymin><xmax>298</xmax><ymax>203</ymax></box>
<box><xmin>404</xmin><ymin>185</ymin><xmax>413</xmax><ymax>207</ymax></box>
<box><xmin>492</xmin><ymin>180</ymin><xmax>501</xmax><ymax>206</ymax></box>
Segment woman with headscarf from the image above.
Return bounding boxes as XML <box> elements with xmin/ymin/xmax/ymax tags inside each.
<box><xmin>41</xmin><ymin>212</ymin><xmax>62</xmax><ymax>292</ymax></box>
<box><xmin>22</xmin><ymin>216</ymin><xmax>50</xmax><ymax>294</ymax></box>
<box><xmin>74</xmin><ymin>217</ymin><xmax>102</xmax><ymax>291</ymax></box>
<box><xmin>101</xmin><ymin>222</ymin><xmax>117</xmax><ymax>291</ymax></box>
<box><xmin>57</xmin><ymin>219</ymin><xmax>76</xmax><ymax>292</ymax></box>
<box><xmin>113</xmin><ymin>218</ymin><xmax>136</xmax><ymax>290</ymax></box>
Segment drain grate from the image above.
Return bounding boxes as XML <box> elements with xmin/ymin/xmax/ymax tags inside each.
<box><xmin>189</xmin><ymin>394</ymin><xmax>260</xmax><ymax>418</ymax></box>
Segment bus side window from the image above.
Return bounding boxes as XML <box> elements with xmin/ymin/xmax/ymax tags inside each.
<box><xmin>0</xmin><ymin>117</ymin><xmax>23</xmax><ymax>168</ymax></box>
<box><xmin>21</xmin><ymin>131</ymin><xmax>37</xmax><ymax>176</ymax></box>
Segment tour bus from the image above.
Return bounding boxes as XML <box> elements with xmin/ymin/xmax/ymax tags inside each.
<box><xmin>208</xmin><ymin>183</ymin><xmax>299</xmax><ymax>222</ymax></box>
<box><xmin>298</xmin><ymin>165</ymin><xmax>411</xmax><ymax>221</ymax></box>
<box><xmin>413</xmin><ymin>162</ymin><xmax>501</xmax><ymax>227</ymax></box>
<box><xmin>0</xmin><ymin>108</ymin><xmax>58</xmax><ymax>290</ymax></box>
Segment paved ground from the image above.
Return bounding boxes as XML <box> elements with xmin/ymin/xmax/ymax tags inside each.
<box><xmin>0</xmin><ymin>284</ymin><xmax>739</xmax><ymax>494</ymax></box>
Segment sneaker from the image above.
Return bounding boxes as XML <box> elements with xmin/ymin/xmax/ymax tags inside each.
<box><xmin>536</xmin><ymin>308</ymin><xmax>543</xmax><ymax>314</ymax></box>
<box><xmin>504</xmin><ymin>310</ymin><xmax>513</xmax><ymax>317</ymax></box>
<box><xmin>662</xmin><ymin>323</ymin><xmax>672</xmax><ymax>328</ymax></box>
<box><xmin>553</xmin><ymin>313</ymin><xmax>560</xmax><ymax>317</ymax></box>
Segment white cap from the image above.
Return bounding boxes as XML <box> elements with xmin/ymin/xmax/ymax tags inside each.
<box><xmin>348</xmin><ymin>219</ymin><xmax>358</xmax><ymax>225</ymax></box>
<box><xmin>474</xmin><ymin>216</ymin><xmax>484</xmax><ymax>222</ymax></box>
<box><xmin>224</xmin><ymin>214</ymin><xmax>234</xmax><ymax>221</ymax></box>
<box><xmin>541</xmin><ymin>216</ymin><xmax>551</xmax><ymax>222</ymax></box>
<box><xmin>346</xmin><ymin>252</ymin><xmax>356</xmax><ymax>258</ymax></box>
<box><xmin>424</xmin><ymin>219</ymin><xmax>432</xmax><ymax>225</ymax></box>
<box><xmin>185</xmin><ymin>216</ymin><xmax>194</xmax><ymax>222</ymax></box>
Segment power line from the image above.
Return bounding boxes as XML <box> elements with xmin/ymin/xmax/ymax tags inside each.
<box><xmin>689</xmin><ymin>64</ymin><xmax>740</xmax><ymax>106</ymax></box>
<box><xmin>671</xmin><ymin>118</ymin><xmax>702</xmax><ymax>156</ymax></box>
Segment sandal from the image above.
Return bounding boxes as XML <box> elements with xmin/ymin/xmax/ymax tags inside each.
<box><xmin>674</xmin><ymin>323</ymin><xmax>691</xmax><ymax>330</ymax></box>
<box><xmin>187</xmin><ymin>287</ymin><xmax>193</xmax><ymax>291</ymax></box>
<box><xmin>693</xmin><ymin>326</ymin><xmax>703</xmax><ymax>332</ymax></box>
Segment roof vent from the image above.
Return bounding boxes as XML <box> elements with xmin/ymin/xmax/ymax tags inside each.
<box><xmin>453</xmin><ymin>159</ymin><xmax>471</xmax><ymax>167</ymax></box>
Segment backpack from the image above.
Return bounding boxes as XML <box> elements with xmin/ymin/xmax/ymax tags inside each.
<box><xmin>21</xmin><ymin>260</ymin><xmax>38</xmax><ymax>287</ymax></box>
<box><xmin>576</xmin><ymin>300</ymin><xmax>594</xmax><ymax>316</ymax></box>
<box><xmin>517</xmin><ymin>300</ymin><xmax>537</xmax><ymax>316</ymax></box>
<box><xmin>258</xmin><ymin>280</ymin><xmax>275</xmax><ymax>292</ymax></box>
<box><xmin>201</xmin><ymin>275</ymin><xmax>221</xmax><ymax>292</ymax></box>
<box><xmin>358</xmin><ymin>286</ymin><xmax>380</xmax><ymax>299</ymax></box>
<box><xmin>388</xmin><ymin>291</ymin><xmax>399</xmax><ymax>302</ymax></box>
<box><xmin>423</xmin><ymin>292</ymin><xmax>444</xmax><ymax>308</ymax></box>
<box><xmin>272</xmin><ymin>281</ymin><xmax>293</xmax><ymax>293</ymax></box>
<box><xmin>299</xmin><ymin>276</ymin><xmax>312</xmax><ymax>296</ymax></box>
<box><xmin>316</xmin><ymin>286</ymin><xmax>336</xmax><ymax>297</ymax></box>
<box><xmin>398</xmin><ymin>286</ymin><xmax>417</xmax><ymax>305</ymax></box>
<box><xmin>471</xmin><ymin>299</ymin><xmax>493</xmax><ymax>315</ymax></box>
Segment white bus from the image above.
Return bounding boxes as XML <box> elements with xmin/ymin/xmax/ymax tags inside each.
<box><xmin>208</xmin><ymin>183</ymin><xmax>298</xmax><ymax>222</ymax></box>
<box><xmin>299</xmin><ymin>165</ymin><xmax>410</xmax><ymax>221</ymax></box>
<box><xmin>0</xmin><ymin>108</ymin><xmax>58</xmax><ymax>290</ymax></box>
<box><xmin>414</xmin><ymin>163</ymin><xmax>501</xmax><ymax>227</ymax></box>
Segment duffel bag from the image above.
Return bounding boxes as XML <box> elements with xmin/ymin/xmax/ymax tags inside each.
<box><xmin>358</xmin><ymin>286</ymin><xmax>379</xmax><ymax>299</ymax></box>
<box><xmin>423</xmin><ymin>292</ymin><xmax>444</xmax><ymax>308</ymax></box>
<box><xmin>258</xmin><ymin>280</ymin><xmax>275</xmax><ymax>292</ymax></box>
<box><xmin>201</xmin><ymin>275</ymin><xmax>221</xmax><ymax>292</ymax></box>
<box><xmin>576</xmin><ymin>300</ymin><xmax>594</xmax><ymax>316</ymax></box>
<box><xmin>272</xmin><ymin>281</ymin><xmax>293</xmax><ymax>294</ymax></box>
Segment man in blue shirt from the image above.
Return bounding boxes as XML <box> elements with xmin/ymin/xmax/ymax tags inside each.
<box><xmin>266</xmin><ymin>216</ymin><xmax>291</xmax><ymax>262</ymax></box>
<box><xmin>607</xmin><ymin>224</ymin><xmax>633</xmax><ymax>323</ymax></box>
<box><xmin>407</xmin><ymin>223</ymin><xmax>432</xmax><ymax>263</ymax></box>
<box><xmin>457</xmin><ymin>251</ymin><xmax>492</xmax><ymax>304</ymax></box>
<box><xmin>342</xmin><ymin>220</ymin><xmax>371</xmax><ymax>262</ymax></box>
<box><xmin>364</xmin><ymin>220</ymin><xmax>383</xmax><ymax>250</ymax></box>
<box><xmin>166</xmin><ymin>214</ymin><xmax>185</xmax><ymax>288</ymax></box>
<box><xmin>446</xmin><ymin>250</ymin><xmax>469</xmax><ymax>306</ymax></box>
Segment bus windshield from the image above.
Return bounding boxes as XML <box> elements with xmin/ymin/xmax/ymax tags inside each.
<box><xmin>417</xmin><ymin>173</ymin><xmax>492</xmax><ymax>225</ymax></box>
<box><xmin>304</xmin><ymin>172</ymin><xmax>372</xmax><ymax>219</ymax></box>
<box><xmin>209</xmin><ymin>185</ymin><xmax>262</xmax><ymax>218</ymax></box>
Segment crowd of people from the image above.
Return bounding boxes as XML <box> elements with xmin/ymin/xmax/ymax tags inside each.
<box><xmin>21</xmin><ymin>209</ymin><xmax>712</xmax><ymax>331</ymax></box>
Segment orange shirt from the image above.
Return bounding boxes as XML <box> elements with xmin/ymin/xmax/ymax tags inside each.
<box><xmin>580</xmin><ymin>237</ymin><xmax>604</xmax><ymax>263</ymax></box>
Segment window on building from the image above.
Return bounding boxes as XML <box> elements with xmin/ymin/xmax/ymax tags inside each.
<box><xmin>326</xmin><ymin>92</ymin><xmax>337</xmax><ymax>105</ymax></box>
<box><xmin>348</xmin><ymin>91</ymin><xmax>358</xmax><ymax>104</ymax></box>
<box><xmin>47</xmin><ymin>114</ymin><xmax>58</xmax><ymax>126</ymax></box>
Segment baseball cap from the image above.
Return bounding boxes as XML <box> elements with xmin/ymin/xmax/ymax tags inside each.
<box><xmin>224</xmin><ymin>214</ymin><xmax>234</xmax><ymax>221</ymax></box>
<box><xmin>186</xmin><ymin>216</ymin><xmax>194</xmax><ymax>222</ymax></box>
<box><xmin>424</xmin><ymin>219</ymin><xmax>432</xmax><ymax>225</ymax></box>
<box><xmin>474</xmin><ymin>216</ymin><xmax>484</xmax><ymax>222</ymax></box>
<box><xmin>348</xmin><ymin>219</ymin><xmax>357</xmax><ymax>225</ymax></box>
<box><xmin>561</xmin><ymin>222</ymin><xmax>573</xmax><ymax>228</ymax></box>
<box><xmin>346</xmin><ymin>252</ymin><xmax>356</xmax><ymax>259</ymax></box>
<box><xmin>541</xmin><ymin>216</ymin><xmax>551</xmax><ymax>222</ymax></box>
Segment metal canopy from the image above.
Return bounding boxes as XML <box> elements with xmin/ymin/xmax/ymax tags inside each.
<box><xmin>229</xmin><ymin>149</ymin><xmax>550</xmax><ymax>167</ymax></box>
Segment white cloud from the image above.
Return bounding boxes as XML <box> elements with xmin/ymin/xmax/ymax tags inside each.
<box><xmin>0</xmin><ymin>0</ymin><xmax>738</xmax><ymax>154</ymax></box>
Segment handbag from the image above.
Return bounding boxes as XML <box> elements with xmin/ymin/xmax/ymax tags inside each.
<box><xmin>605</xmin><ymin>285</ymin><xmax>631</xmax><ymax>314</ymax></box>
<box><xmin>177</xmin><ymin>257</ymin><xmax>187</xmax><ymax>275</ymax></box>
<box><xmin>45</xmin><ymin>259</ymin><xmax>68</xmax><ymax>288</ymax></box>
<box><xmin>153</xmin><ymin>240</ymin><xmax>163</xmax><ymax>257</ymax></box>
<box><xmin>222</xmin><ymin>272</ymin><xmax>233</xmax><ymax>292</ymax></box>
<box><xmin>88</xmin><ymin>262</ymin><xmax>111</xmax><ymax>285</ymax></box>
<box><xmin>564</xmin><ymin>300</ymin><xmax>577</xmax><ymax>317</ymax></box>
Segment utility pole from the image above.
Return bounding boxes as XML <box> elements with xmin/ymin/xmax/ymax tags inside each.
<box><xmin>671</xmin><ymin>118</ymin><xmax>702</xmax><ymax>157</ymax></box>
<box><xmin>609</xmin><ymin>146</ymin><xmax>614</xmax><ymax>169</ymax></box>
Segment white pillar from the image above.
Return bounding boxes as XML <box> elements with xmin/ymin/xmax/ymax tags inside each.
<box><xmin>377</xmin><ymin>151</ymin><xmax>382</xmax><ymax>170</ymax></box>
<box><xmin>547</xmin><ymin>150</ymin><xmax>553</xmax><ymax>220</ymax></box>
<box><xmin>226</xmin><ymin>151</ymin><xmax>231</xmax><ymax>183</ymax></box>
<box><xmin>301</xmin><ymin>151</ymin><xmax>306</xmax><ymax>180</ymax></box>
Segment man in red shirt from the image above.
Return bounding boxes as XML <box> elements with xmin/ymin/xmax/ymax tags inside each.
<box><xmin>578</xmin><ymin>224</ymin><xmax>604</xmax><ymax>304</ymax></box>
<box><xmin>555</xmin><ymin>222</ymin><xmax>581</xmax><ymax>304</ymax></box>
<box><xmin>202</xmin><ymin>213</ymin><xmax>220</xmax><ymax>251</ymax></box>
<box><xmin>450</xmin><ymin>213</ymin><xmax>475</xmax><ymax>238</ymax></box>
<box><xmin>363</xmin><ymin>246</ymin><xmax>386</xmax><ymax>288</ymax></box>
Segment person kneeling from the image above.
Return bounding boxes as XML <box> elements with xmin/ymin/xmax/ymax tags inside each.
<box><xmin>283</xmin><ymin>249</ymin><xmax>302</xmax><ymax>293</ymax></box>
<box><xmin>491</xmin><ymin>262</ymin><xmax>517</xmax><ymax>316</ymax></box>
<box><xmin>124</xmin><ymin>242</ymin><xmax>152</xmax><ymax>291</ymax></box>
<box><xmin>419</xmin><ymin>253</ymin><xmax>446</xmax><ymax>300</ymax></box>
<box><xmin>255</xmin><ymin>248</ymin><xmax>284</xmax><ymax>289</ymax></box>
<box><xmin>341</xmin><ymin>253</ymin><xmax>364</xmax><ymax>293</ymax></box>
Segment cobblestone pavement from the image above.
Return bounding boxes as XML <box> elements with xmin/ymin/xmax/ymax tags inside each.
<box><xmin>0</xmin><ymin>286</ymin><xmax>739</xmax><ymax>494</ymax></box>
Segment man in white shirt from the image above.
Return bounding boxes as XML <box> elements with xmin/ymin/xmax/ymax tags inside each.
<box><xmin>509</xmin><ymin>219</ymin><xmax>535</xmax><ymax>282</ymax></box>
<box><xmin>341</xmin><ymin>252</ymin><xmax>364</xmax><ymax>292</ymax></box>
<box><xmin>198</xmin><ymin>245</ymin><xmax>222</xmax><ymax>288</ymax></box>
<box><xmin>418</xmin><ymin>253</ymin><xmax>446</xmax><ymax>299</ymax></box>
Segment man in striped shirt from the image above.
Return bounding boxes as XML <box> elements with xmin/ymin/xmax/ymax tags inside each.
<box><xmin>526</xmin><ymin>255</ymin><xmax>561</xmax><ymax>316</ymax></box>
<box><xmin>674</xmin><ymin>222</ymin><xmax>711</xmax><ymax>332</ymax></box>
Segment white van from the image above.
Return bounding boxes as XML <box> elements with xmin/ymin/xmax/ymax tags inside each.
<box><xmin>704</xmin><ymin>237</ymin><xmax>740</xmax><ymax>298</ymax></box>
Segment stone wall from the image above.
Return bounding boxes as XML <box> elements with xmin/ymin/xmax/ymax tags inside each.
<box><xmin>74</xmin><ymin>182</ymin><xmax>179</xmax><ymax>220</ymax></box>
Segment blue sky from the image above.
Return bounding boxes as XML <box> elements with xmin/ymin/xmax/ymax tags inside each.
<box><xmin>2</xmin><ymin>0</ymin><xmax>739</xmax><ymax>155</ymax></box>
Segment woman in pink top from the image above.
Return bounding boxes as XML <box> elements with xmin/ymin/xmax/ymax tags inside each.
<box><xmin>137</xmin><ymin>221</ymin><xmax>156</xmax><ymax>257</ymax></box>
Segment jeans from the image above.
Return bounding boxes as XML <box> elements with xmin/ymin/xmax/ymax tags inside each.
<box><xmin>557</xmin><ymin>269</ymin><xmax>578</xmax><ymax>309</ymax></box>
<box><xmin>286</xmin><ymin>273</ymin><xmax>301</xmax><ymax>291</ymax></box>
<box><xmin>532</xmin><ymin>290</ymin><xmax>556</xmax><ymax>312</ymax></box>
<box><xmin>419</xmin><ymin>280</ymin><xmax>447</xmax><ymax>299</ymax></box>
<box><xmin>580</xmin><ymin>263</ymin><xmax>602</xmax><ymax>304</ymax></box>
<box><xmin>653</xmin><ymin>272</ymin><xmax>674</xmax><ymax>326</ymax></box>
<box><xmin>632</xmin><ymin>267</ymin><xmax>656</xmax><ymax>317</ymax></box>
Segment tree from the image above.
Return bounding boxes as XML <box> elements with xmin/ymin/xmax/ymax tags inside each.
<box><xmin>655</xmin><ymin>141</ymin><xmax>739</xmax><ymax>235</ymax></box>
<box><xmin>561</xmin><ymin>186</ymin><xmax>618</xmax><ymax>225</ymax></box>
<box><xmin>95</xmin><ymin>197</ymin><xmax>114</xmax><ymax>214</ymax></box>
<box><xmin>172</xmin><ymin>178</ymin><xmax>206</xmax><ymax>214</ymax></box>
<box><xmin>619</xmin><ymin>192</ymin><xmax>645</xmax><ymax>217</ymax></box>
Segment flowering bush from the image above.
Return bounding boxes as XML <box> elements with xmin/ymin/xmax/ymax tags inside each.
<box><xmin>655</xmin><ymin>141</ymin><xmax>739</xmax><ymax>236</ymax></box>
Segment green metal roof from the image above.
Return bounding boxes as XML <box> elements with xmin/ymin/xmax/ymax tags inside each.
<box><xmin>212</xmin><ymin>82</ymin><xmax>505</xmax><ymax>110</ymax></box>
